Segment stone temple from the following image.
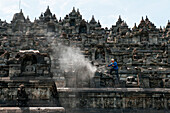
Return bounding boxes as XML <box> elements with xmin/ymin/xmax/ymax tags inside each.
<box><xmin>0</xmin><ymin>6</ymin><xmax>169</xmax><ymax>113</ymax></box>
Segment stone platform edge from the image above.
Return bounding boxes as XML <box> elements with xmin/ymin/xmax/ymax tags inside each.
<box><xmin>0</xmin><ymin>107</ymin><xmax>65</xmax><ymax>113</ymax></box>
<box><xmin>57</xmin><ymin>88</ymin><xmax>170</xmax><ymax>93</ymax></box>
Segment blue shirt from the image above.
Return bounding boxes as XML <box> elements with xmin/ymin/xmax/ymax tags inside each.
<box><xmin>108</xmin><ymin>61</ymin><xmax>118</xmax><ymax>70</ymax></box>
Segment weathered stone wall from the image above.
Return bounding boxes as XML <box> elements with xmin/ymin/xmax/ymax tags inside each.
<box><xmin>0</xmin><ymin>80</ymin><xmax>60</xmax><ymax>107</ymax></box>
<box><xmin>0</xmin><ymin>107</ymin><xmax>65</xmax><ymax>113</ymax></box>
<box><xmin>0</xmin><ymin>6</ymin><xmax>169</xmax><ymax>113</ymax></box>
<box><xmin>58</xmin><ymin>88</ymin><xmax>170</xmax><ymax>112</ymax></box>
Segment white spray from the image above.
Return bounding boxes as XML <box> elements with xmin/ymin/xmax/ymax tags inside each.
<box><xmin>47</xmin><ymin>36</ymin><xmax>97</xmax><ymax>87</ymax></box>
<box><xmin>58</xmin><ymin>44</ymin><xmax>97</xmax><ymax>87</ymax></box>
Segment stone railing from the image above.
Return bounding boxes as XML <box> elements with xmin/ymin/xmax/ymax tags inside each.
<box><xmin>0</xmin><ymin>107</ymin><xmax>65</xmax><ymax>113</ymax></box>
<box><xmin>58</xmin><ymin>88</ymin><xmax>170</xmax><ymax>112</ymax></box>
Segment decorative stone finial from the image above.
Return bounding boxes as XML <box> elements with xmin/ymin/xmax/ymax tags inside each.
<box><xmin>118</xmin><ymin>15</ymin><xmax>122</xmax><ymax>22</ymax></box>
<box><xmin>160</xmin><ymin>26</ymin><xmax>162</xmax><ymax>29</ymax></box>
<box><xmin>27</xmin><ymin>16</ymin><xmax>29</xmax><ymax>19</ymax></box>
<box><xmin>145</xmin><ymin>15</ymin><xmax>149</xmax><ymax>21</ymax></box>
<box><xmin>72</xmin><ymin>7</ymin><xmax>76</xmax><ymax>12</ymax></box>
<box><xmin>77</xmin><ymin>8</ymin><xmax>80</xmax><ymax>15</ymax></box>
<box><xmin>119</xmin><ymin>15</ymin><xmax>121</xmax><ymax>19</ymax></box>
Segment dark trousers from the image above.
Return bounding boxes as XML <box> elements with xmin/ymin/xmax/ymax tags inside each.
<box><xmin>110</xmin><ymin>68</ymin><xmax>119</xmax><ymax>82</ymax></box>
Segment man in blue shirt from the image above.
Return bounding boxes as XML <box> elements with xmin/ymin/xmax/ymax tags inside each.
<box><xmin>106</xmin><ymin>59</ymin><xmax>119</xmax><ymax>82</ymax></box>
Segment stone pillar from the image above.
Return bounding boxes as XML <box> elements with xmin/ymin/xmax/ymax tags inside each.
<box><xmin>152</xmin><ymin>97</ymin><xmax>155</xmax><ymax>109</ymax></box>
<box><xmin>9</xmin><ymin>64</ymin><xmax>21</xmax><ymax>77</ymax></box>
<box><xmin>143</xmin><ymin>98</ymin><xmax>146</xmax><ymax>109</ymax></box>
<box><xmin>94</xmin><ymin>76</ymin><xmax>100</xmax><ymax>88</ymax></box>
<box><xmin>164</xmin><ymin>98</ymin><xmax>168</xmax><ymax>109</ymax></box>
<box><xmin>168</xmin><ymin>44</ymin><xmax>170</xmax><ymax>64</ymax></box>
<box><xmin>123</xmin><ymin>98</ymin><xmax>126</xmax><ymax>109</ymax></box>
<box><xmin>114</xmin><ymin>97</ymin><xmax>116</xmax><ymax>108</ymax></box>
<box><xmin>101</xmin><ymin>97</ymin><xmax>104</xmax><ymax>108</ymax></box>
<box><xmin>92</xmin><ymin>49</ymin><xmax>95</xmax><ymax>61</ymax></box>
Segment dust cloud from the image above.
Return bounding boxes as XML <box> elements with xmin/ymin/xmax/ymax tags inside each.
<box><xmin>47</xmin><ymin>36</ymin><xmax>97</xmax><ymax>87</ymax></box>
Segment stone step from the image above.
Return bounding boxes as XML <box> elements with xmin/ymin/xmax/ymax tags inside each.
<box><xmin>0</xmin><ymin>107</ymin><xmax>65</xmax><ymax>113</ymax></box>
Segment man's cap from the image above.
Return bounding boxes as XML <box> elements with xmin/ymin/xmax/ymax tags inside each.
<box><xmin>111</xmin><ymin>59</ymin><xmax>114</xmax><ymax>61</ymax></box>
<box><xmin>19</xmin><ymin>84</ymin><xmax>24</xmax><ymax>88</ymax></box>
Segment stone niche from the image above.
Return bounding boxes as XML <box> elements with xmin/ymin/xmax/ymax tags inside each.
<box><xmin>149</xmin><ymin>34</ymin><xmax>158</xmax><ymax>44</ymax></box>
<box><xmin>0</xmin><ymin>81</ymin><xmax>60</xmax><ymax>107</ymax></box>
<box><xmin>47</xmin><ymin>23</ymin><xmax>56</xmax><ymax>32</ymax></box>
<box><xmin>0</xmin><ymin>50</ymin><xmax>61</xmax><ymax>108</ymax></box>
<box><xmin>132</xmin><ymin>36</ymin><xmax>140</xmax><ymax>43</ymax></box>
<box><xmin>9</xmin><ymin>50</ymin><xmax>51</xmax><ymax>77</ymax></box>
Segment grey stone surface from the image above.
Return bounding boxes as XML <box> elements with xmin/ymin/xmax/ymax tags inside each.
<box><xmin>0</xmin><ymin>6</ymin><xmax>169</xmax><ymax>113</ymax></box>
<box><xmin>0</xmin><ymin>107</ymin><xmax>65</xmax><ymax>113</ymax></box>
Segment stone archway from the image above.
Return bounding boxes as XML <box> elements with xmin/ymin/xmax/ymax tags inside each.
<box><xmin>21</xmin><ymin>54</ymin><xmax>37</xmax><ymax>74</ymax></box>
<box><xmin>79</xmin><ymin>20</ymin><xmax>87</xmax><ymax>33</ymax></box>
<box><xmin>95</xmin><ymin>48</ymin><xmax>105</xmax><ymax>61</ymax></box>
<box><xmin>47</xmin><ymin>23</ymin><xmax>55</xmax><ymax>32</ymax></box>
<box><xmin>70</xmin><ymin>19</ymin><xmax>75</xmax><ymax>26</ymax></box>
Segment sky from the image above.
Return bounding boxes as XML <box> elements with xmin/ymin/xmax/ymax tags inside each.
<box><xmin>0</xmin><ymin>0</ymin><xmax>169</xmax><ymax>28</ymax></box>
